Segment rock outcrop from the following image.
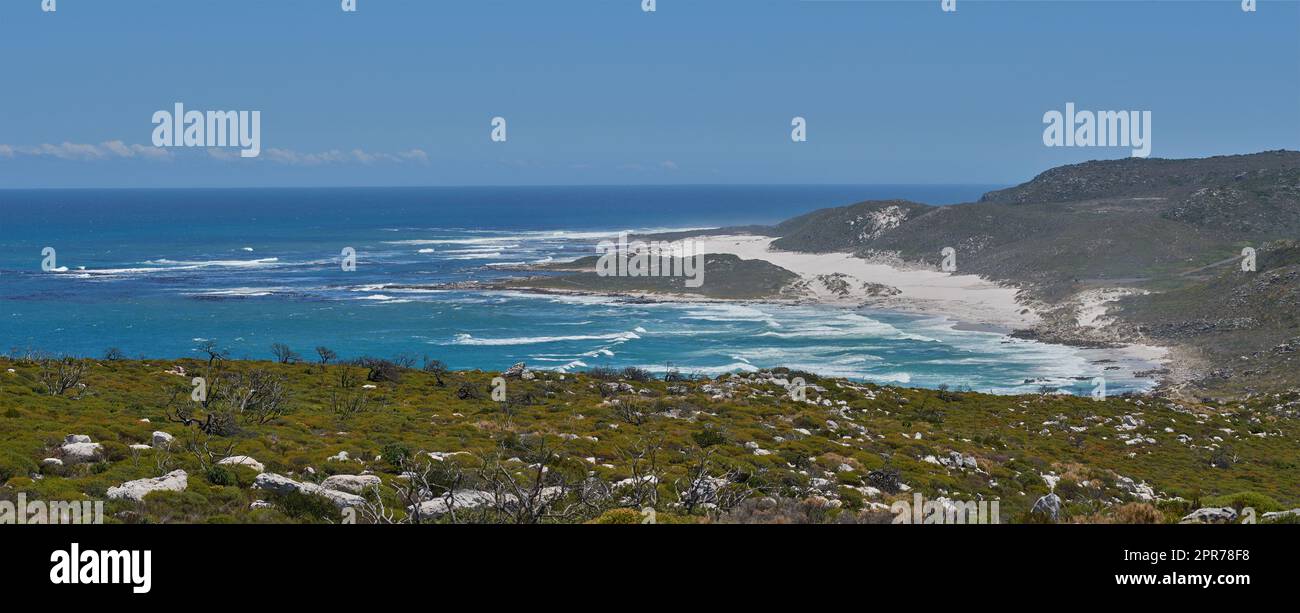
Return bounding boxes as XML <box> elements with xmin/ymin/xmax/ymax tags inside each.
<box><xmin>321</xmin><ymin>474</ymin><xmax>382</xmax><ymax>494</ymax></box>
<box><xmin>253</xmin><ymin>473</ymin><xmax>365</xmax><ymax>510</ymax></box>
<box><xmin>107</xmin><ymin>470</ymin><xmax>189</xmax><ymax>501</ymax></box>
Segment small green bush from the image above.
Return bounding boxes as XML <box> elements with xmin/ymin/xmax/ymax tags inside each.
<box><xmin>272</xmin><ymin>491</ymin><xmax>342</xmax><ymax>523</ymax></box>
<box><xmin>0</xmin><ymin>451</ymin><xmax>37</xmax><ymax>482</ymax></box>
<box><xmin>205</xmin><ymin>465</ymin><xmax>237</xmax><ymax>487</ymax></box>
<box><xmin>1204</xmin><ymin>491</ymin><xmax>1284</xmax><ymax>513</ymax></box>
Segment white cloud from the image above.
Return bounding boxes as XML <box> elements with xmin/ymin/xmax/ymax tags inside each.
<box><xmin>0</xmin><ymin>141</ymin><xmax>173</xmax><ymax>161</ymax></box>
<box><xmin>0</xmin><ymin>140</ymin><xmax>427</xmax><ymax>166</ymax></box>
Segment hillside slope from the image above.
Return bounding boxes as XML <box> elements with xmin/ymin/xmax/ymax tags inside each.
<box><xmin>2</xmin><ymin>357</ymin><xmax>1298</xmax><ymax>524</ymax></box>
<box><xmin>767</xmin><ymin>151</ymin><xmax>1300</xmax><ymax>396</ymax></box>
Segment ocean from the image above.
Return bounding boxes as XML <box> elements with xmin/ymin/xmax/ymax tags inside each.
<box><xmin>0</xmin><ymin>185</ymin><xmax>1155</xmax><ymax>395</ymax></box>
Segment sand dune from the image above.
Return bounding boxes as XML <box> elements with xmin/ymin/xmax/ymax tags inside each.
<box><xmin>692</xmin><ymin>235</ymin><xmax>1039</xmax><ymax>331</ymax></box>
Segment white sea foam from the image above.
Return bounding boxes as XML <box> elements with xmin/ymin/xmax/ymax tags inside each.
<box><xmin>185</xmin><ymin>287</ymin><xmax>285</xmax><ymax>298</ymax></box>
<box><xmin>448</xmin><ymin>330</ymin><xmax>641</xmax><ymax>346</ymax></box>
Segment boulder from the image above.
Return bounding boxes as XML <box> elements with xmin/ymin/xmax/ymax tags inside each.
<box><xmin>426</xmin><ymin>451</ymin><xmax>468</xmax><ymax>462</ymax></box>
<box><xmin>1262</xmin><ymin>509</ymin><xmax>1300</xmax><ymax>522</ymax></box>
<box><xmin>327</xmin><ymin>451</ymin><xmax>352</xmax><ymax>462</ymax></box>
<box><xmin>321</xmin><ymin>474</ymin><xmax>382</xmax><ymax>494</ymax></box>
<box><xmin>1031</xmin><ymin>493</ymin><xmax>1061</xmax><ymax>521</ymax></box>
<box><xmin>406</xmin><ymin>487</ymin><xmax>563</xmax><ymax>517</ymax></box>
<box><xmin>503</xmin><ymin>362</ymin><xmax>529</xmax><ymax>378</ymax></box>
<box><xmin>60</xmin><ymin>442</ymin><xmax>102</xmax><ymax>464</ymax></box>
<box><xmin>408</xmin><ymin>490</ymin><xmax>498</xmax><ymax>516</ymax></box>
<box><xmin>41</xmin><ymin>458</ymin><xmax>63</xmax><ymax>467</ymax></box>
<box><xmin>64</xmin><ymin>434</ymin><xmax>92</xmax><ymax>444</ymax></box>
<box><xmin>1179</xmin><ymin>507</ymin><xmax>1238</xmax><ymax>524</ymax></box>
<box><xmin>218</xmin><ymin>455</ymin><xmax>265</xmax><ymax>473</ymax></box>
<box><xmin>107</xmin><ymin>470</ymin><xmax>189</xmax><ymax>501</ymax></box>
<box><xmin>253</xmin><ymin>473</ymin><xmax>365</xmax><ymax>510</ymax></box>
<box><xmin>151</xmin><ymin>431</ymin><xmax>174</xmax><ymax>448</ymax></box>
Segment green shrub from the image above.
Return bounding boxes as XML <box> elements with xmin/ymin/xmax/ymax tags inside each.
<box><xmin>382</xmin><ymin>442</ymin><xmax>411</xmax><ymax>471</ymax></box>
<box><xmin>1204</xmin><ymin>491</ymin><xmax>1284</xmax><ymax>513</ymax></box>
<box><xmin>100</xmin><ymin>441</ymin><xmax>130</xmax><ymax>462</ymax></box>
<box><xmin>691</xmin><ymin>429</ymin><xmax>726</xmax><ymax>448</ymax></box>
<box><xmin>0</xmin><ymin>451</ymin><xmax>37</xmax><ymax>482</ymax></box>
<box><xmin>587</xmin><ymin>508</ymin><xmax>644</xmax><ymax>524</ymax></box>
<box><xmin>271</xmin><ymin>491</ymin><xmax>342</xmax><ymax>523</ymax></box>
<box><xmin>205</xmin><ymin>465</ymin><xmax>237</xmax><ymax>486</ymax></box>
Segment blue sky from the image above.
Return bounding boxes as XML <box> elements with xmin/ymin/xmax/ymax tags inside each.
<box><xmin>0</xmin><ymin>0</ymin><xmax>1296</xmax><ymax>187</ymax></box>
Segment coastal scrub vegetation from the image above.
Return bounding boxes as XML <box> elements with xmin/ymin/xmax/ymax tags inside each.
<box><xmin>1</xmin><ymin>351</ymin><xmax>1297</xmax><ymax>524</ymax></box>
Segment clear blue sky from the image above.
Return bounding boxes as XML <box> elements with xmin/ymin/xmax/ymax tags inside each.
<box><xmin>0</xmin><ymin>0</ymin><xmax>1296</xmax><ymax>187</ymax></box>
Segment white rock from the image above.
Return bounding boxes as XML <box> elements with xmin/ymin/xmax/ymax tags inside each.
<box><xmin>107</xmin><ymin>470</ymin><xmax>189</xmax><ymax>501</ymax></box>
<box><xmin>427</xmin><ymin>451</ymin><xmax>468</xmax><ymax>461</ymax></box>
<box><xmin>64</xmin><ymin>434</ymin><xmax>92</xmax><ymax>444</ymax></box>
<box><xmin>129</xmin><ymin>444</ymin><xmax>152</xmax><ymax>451</ymax></box>
<box><xmin>1262</xmin><ymin>509</ymin><xmax>1300</xmax><ymax>522</ymax></box>
<box><xmin>327</xmin><ymin>451</ymin><xmax>352</xmax><ymax>462</ymax></box>
<box><xmin>41</xmin><ymin>458</ymin><xmax>63</xmax><ymax>467</ymax></box>
<box><xmin>218</xmin><ymin>455</ymin><xmax>265</xmax><ymax>473</ymax></box>
<box><xmin>321</xmin><ymin>474</ymin><xmax>382</xmax><ymax>494</ymax></box>
<box><xmin>253</xmin><ymin>473</ymin><xmax>365</xmax><ymax>510</ymax></box>
<box><xmin>249</xmin><ymin>500</ymin><xmax>273</xmax><ymax>510</ymax></box>
<box><xmin>1180</xmin><ymin>507</ymin><xmax>1237</xmax><ymax>524</ymax></box>
<box><xmin>60</xmin><ymin>442</ymin><xmax>102</xmax><ymax>464</ymax></box>
<box><xmin>408</xmin><ymin>490</ymin><xmax>498</xmax><ymax>516</ymax></box>
<box><xmin>1031</xmin><ymin>493</ymin><xmax>1061</xmax><ymax>521</ymax></box>
<box><xmin>151</xmin><ymin>431</ymin><xmax>174</xmax><ymax>448</ymax></box>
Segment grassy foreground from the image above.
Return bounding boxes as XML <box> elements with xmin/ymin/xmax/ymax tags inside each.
<box><xmin>1</xmin><ymin>355</ymin><xmax>1297</xmax><ymax>524</ymax></box>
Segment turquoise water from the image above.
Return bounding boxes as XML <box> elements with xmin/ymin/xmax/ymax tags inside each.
<box><xmin>0</xmin><ymin>185</ymin><xmax>1153</xmax><ymax>394</ymax></box>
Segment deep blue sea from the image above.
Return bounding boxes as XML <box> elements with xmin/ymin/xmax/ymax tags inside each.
<box><xmin>0</xmin><ymin>185</ymin><xmax>1156</xmax><ymax>395</ymax></box>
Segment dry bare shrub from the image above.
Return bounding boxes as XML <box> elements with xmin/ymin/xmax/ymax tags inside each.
<box><xmin>1071</xmin><ymin>502</ymin><xmax>1165</xmax><ymax>524</ymax></box>
<box><xmin>716</xmin><ymin>496</ymin><xmax>838</xmax><ymax>524</ymax></box>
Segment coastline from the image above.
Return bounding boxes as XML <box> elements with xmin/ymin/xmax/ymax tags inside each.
<box><xmin>690</xmin><ymin>235</ymin><xmax>1041</xmax><ymax>332</ymax></box>
<box><xmin>441</xmin><ymin>233</ymin><xmax>1180</xmax><ymax>394</ymax></box>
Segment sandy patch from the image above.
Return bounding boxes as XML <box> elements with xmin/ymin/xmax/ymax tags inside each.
<box><xmin>692</xmin><ymin>235</ymin><xmax>1040</xmax><ymax>331</ymax></box>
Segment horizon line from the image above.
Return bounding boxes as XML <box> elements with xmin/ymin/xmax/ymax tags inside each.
<box><xmin>0</xmin><ymin>182</ymin><xmax>1011</xmax><ymax>192</ymax></box>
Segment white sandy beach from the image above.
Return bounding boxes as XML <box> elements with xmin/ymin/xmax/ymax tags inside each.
<box><xmin>690</xmin><ymin>235</ymin><xmax>1172</xmax><ymax>382</ymax></box>
<box><xmin>693</xmin><ymin>235</ymin><xmax>1040</xmax><ymax>331</ymax></box>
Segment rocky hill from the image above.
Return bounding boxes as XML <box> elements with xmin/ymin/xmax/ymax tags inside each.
<box><xmin>764</xmin><ymin>152</ymin><xmax>1300</xmax><ymax>397</ymax></box>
